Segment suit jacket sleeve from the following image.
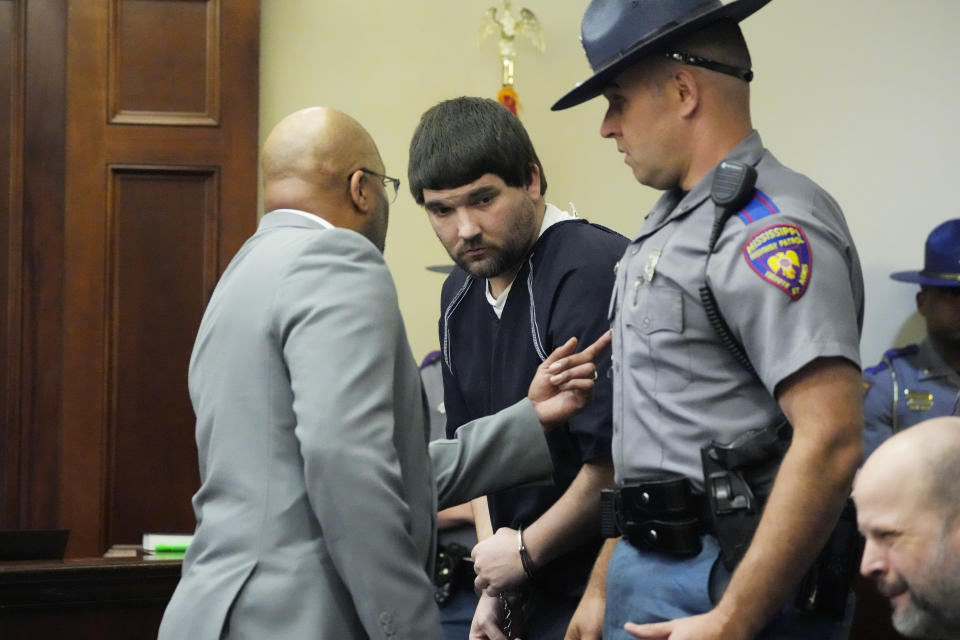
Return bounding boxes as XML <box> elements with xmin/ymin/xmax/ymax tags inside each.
<box><xmin>430</xmin><ymin>398</ymin><xmax>554</xmax><ymax>510</ymax></box>
<box><xmin>275</xmin><ymin>230</ymin><xmax>441</xmax><ymax>639</ymax></box>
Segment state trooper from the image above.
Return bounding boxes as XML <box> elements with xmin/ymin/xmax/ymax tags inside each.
<box><xmin>862</xmin><ymin>219</ymin><xmax>960</xmax><ymax>459</ymax></box>
<box><xmin>553</xmin><ymin>1</ymin><xmax>865</xmax><ymax>639</ymax></box>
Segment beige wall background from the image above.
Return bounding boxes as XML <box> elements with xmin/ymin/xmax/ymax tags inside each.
<box><xmin>260</xmin><ymin>0</ymin><xmax>960</xmax><ymax>365</ymax></box>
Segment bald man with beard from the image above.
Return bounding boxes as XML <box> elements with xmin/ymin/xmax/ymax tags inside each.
<box><xmin>158</xmin><ymin>107</ymin><xmax>610</xmax><ymax>640</ymax></box>
<box><xmin>854</xmin><ymin>416</ymin><xmax>960</xmax><ymax>640</ymax></box>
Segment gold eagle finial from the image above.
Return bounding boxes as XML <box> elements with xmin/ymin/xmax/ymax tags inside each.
<box><xmin>478</xmin><ymin>1</ymin><xmax>545</xmax><ymax>86</ymax></box>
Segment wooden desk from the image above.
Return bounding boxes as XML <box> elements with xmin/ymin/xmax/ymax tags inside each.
<box><xmin>0</xmin><ymin>556</ymin><xmax>181</xmax><ymax>639</ymax></box>
<box><xmin>0</xmin><ymin>556</ymin><xmax>906</xmax><ymax>639</ymax></box>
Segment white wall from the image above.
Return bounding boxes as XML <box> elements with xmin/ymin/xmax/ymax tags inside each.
<box><xmin>260</xmin><ymin>0</ymin><xmax>960</xmax><ymax>364</ymax></box>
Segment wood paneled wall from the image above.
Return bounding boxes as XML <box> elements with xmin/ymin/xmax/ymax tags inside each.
<box><xmin>1</xmin><ymin>0</ymin><xmax>259</xmax><ymax>557</ymax></box>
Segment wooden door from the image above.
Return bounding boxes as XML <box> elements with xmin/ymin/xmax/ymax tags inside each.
<box><xmin>1</xmin><ymin>0</ymin><xmax>259</xmax><ymax>558</ymax></box>
<box><xmin>1</xmin><ymin>0</ymin><xmax>68</xmax><ymax>535</ymax></box>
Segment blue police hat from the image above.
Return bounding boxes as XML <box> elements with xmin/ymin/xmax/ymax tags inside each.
<box><xmin>890</xmin><ymin>219</ymin><xmax>960</xmax><ymax>288</ymax></box>
<box><xmin>552</xmin><ymin>0</ymin><xmax>772</xmax><ymax>111</ymax></box>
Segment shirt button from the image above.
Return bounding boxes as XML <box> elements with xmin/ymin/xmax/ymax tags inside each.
<box><xmin>631</xmin><ymin>247</ymin><xmax>639</xmax><ymax>255</ymax></box>
<box><xmin>643</xmin><ymin>318</ymin><xmax>650</xmax><ymax>325</ymax></box>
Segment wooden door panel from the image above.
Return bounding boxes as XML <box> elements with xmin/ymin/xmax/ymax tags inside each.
<box><xmin>18</xmin><ymin>0</ymin><xmax>67</xmax><ymax>531</ymax></box>
<box><xmin>106</xmin><ymin>166</ymin><xmax>217</xmax><ymax>544</ymax></box>
<box><xmin>1</xmin><ymin>0</ymin><xmax>18</xmax><ymax>524</ymax></box>
<box><xmin>110</xmin><ymin>0</ymin><xmax>220</xmax><ymax>125</ymax></box>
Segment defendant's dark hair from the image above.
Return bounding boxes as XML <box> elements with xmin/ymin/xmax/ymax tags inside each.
<box><xmin>408</xmin><ymin>96</ymin><xmax>547</xmax><ymax>205</ymax></box>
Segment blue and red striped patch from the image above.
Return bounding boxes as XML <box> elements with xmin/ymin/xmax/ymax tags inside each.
<box><xmin>736</xmin><ymin>189</ymin><xmax>780</xmax><ymax>224</ymax></box>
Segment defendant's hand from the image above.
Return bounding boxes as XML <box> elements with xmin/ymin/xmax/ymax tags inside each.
<box><xmin>529</xmin><ymin>331</ymin><xmax>611</xmax><ymax>428</ymax></box>
<box><xmin>472</xmin><ymin>527</ymin><xmax>525</xmax><ymax>595</ymax></box>
<box><xmin>470</xmin><ymin>592</ymin><xmax>507</xmax><ymax>640</ymax></box>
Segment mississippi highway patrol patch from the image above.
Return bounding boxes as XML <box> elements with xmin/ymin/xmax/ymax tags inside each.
<box><xmin>743</xmin><ymin>224</ymin><xmax>811</xmax><ymax>300</ymax></box>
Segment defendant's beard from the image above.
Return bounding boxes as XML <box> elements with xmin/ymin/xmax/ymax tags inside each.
<box><xmin>451</xmin><ymin>197</ymin><xmax>537</xmax><ymax>280</ymax></box>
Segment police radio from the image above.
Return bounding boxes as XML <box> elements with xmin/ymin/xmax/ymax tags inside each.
<box><xmin>707</xmin><ymin>160</ymin><xmax>757</xmax><ymax>249</ymax></box>
<box><xmin>700</xmin><ymin>161</ymin><xmax>760</xmax><ymax>376</ymax></box>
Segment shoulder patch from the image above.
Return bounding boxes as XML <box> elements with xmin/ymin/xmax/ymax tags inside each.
<box><xmin>742</xmin><ymin>224</ymin><xmax>812</xmax><ymax>300</ymax></box>
<box><xmin>736</xmin><ymin>189</ymin><xmax>780</xmax><ymax>225</ymax></box>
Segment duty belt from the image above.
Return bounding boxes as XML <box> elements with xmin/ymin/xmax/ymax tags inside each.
<box><xmin>600</xmin><ymin>474</ymin><xmax>711</xmax><ymax>558</ymax></box>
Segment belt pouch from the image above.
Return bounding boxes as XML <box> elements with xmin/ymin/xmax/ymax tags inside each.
<box><xmin>617</xmin><ymin>474</ymin><xmax>703</xmax><ymax>557</ymax></box>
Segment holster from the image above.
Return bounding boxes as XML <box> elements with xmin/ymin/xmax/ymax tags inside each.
<box><xmin>701</xmin><ymin>420</ymin><xmax>791</xmax><ymax>570</ymax></box>
<box><xmin>433</xmin><ymin>542</ymin><xmax>472</xmax><ymax>605</ymax></box>
<box><xmin>701</xmin><ymin>420</ymin><xmax>863</xmax><ymax>619</ymax></box>
<box><xmin>601</xmin><ymin>473</ymin><xmax>707</xmax><ymax>558</ymax></box>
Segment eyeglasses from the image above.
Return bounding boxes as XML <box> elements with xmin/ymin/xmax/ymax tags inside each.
<box><xmin>359</xmin><ymin>168</ymin><xmax>400</xmax><ymax>203</ymax></box>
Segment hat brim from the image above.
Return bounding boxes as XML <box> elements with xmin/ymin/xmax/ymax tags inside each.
<box><xmin>890</xmin><ymin>271</ymin><xmax>960</xmax><ymax>287</ymax></box>
<box><xmin>552</xmin><ymin>0</ymin><xmax>773</xmax><ymax>111</ymax></box>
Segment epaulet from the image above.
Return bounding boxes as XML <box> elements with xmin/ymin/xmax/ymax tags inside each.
<box><xmin>863</xmin><ymin>361</ymin><xmax>889</xmax><ymax>376</ymax></box>
<box><xmin>419</xmin><ymin>350</ymin><xmax>442</xmax><ymax>369</ymax></box>
<box><xmin>734</xmin><ymin>189</ymin><xmax>780</xmax><ymax>225</ymax></box>
<box><xmin>883</xmin><ymin>344</ymin><xmax>919</xmax><ymax>361</ymax></box>
<box><xmin>863</xmin><ymin>344</ymin><xmax>920</xmax><ymax>375</ymax></box>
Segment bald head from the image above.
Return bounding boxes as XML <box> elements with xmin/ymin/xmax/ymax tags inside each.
<box><xmin>856</xmin><ymin>417</ymin><xmax>960</xmax><ymax>638</ymax></box>
<box><xmin>858</xmin><ymin>417</ymin><xmax>960</xmax><ymax>522</ymax></box>
<box><xmin>261</xmin><ymin>107</ymin><xmax>390</xmax><ymax>252</ymax></box>
<box><xmin>262</xmin><ymin>107</ymin><xmax>384</xmax><ymax>215</ymax></box>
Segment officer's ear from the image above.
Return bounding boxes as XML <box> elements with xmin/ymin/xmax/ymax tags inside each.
<box><xmin>916</xmin><ymin>288</ymin><xmax>928</xmax><ymax>316</ymax></box>
<box><xmin>671</xmin><ymin>67</ymin><xmax>700</xmax><ymax>118</ymax></box>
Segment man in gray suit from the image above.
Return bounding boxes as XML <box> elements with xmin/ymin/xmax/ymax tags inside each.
<box><xmin>158</xmin><ymin>107</ymin><xmax>608</xmax><ymax>640</ymax></box>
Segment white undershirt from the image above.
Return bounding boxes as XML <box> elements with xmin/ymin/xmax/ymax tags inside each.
<box><xmin>267</xmin><ymin>208</ymin><xmax>334</xmax><ymax>230</ymax></box>
<box><xmin>486</xmin><ymin>202</ymin><xmax>577</xmax><ymax>318</ymax></box>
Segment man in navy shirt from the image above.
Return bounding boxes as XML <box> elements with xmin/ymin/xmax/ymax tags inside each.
<box><xmin>408</xmin><ymin>97</ymin><xmax>627</xmax><ymax>639</ymax></box>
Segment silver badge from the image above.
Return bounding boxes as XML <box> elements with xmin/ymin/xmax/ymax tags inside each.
<box><xmin>644</xmin><ymin>249</ymin><xmax>661</xmax><ymax>282</ymax></box>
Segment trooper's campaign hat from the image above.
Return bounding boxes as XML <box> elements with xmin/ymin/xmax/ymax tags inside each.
<box><xmin>890</xmin><ymin>219</ymin><xmax>960</xmax><ymax>288</ymax></box>
<box><xmin>552</xmin><ymin>0</ymin><xmax>772</xmax><ymax>111</ymax></box>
